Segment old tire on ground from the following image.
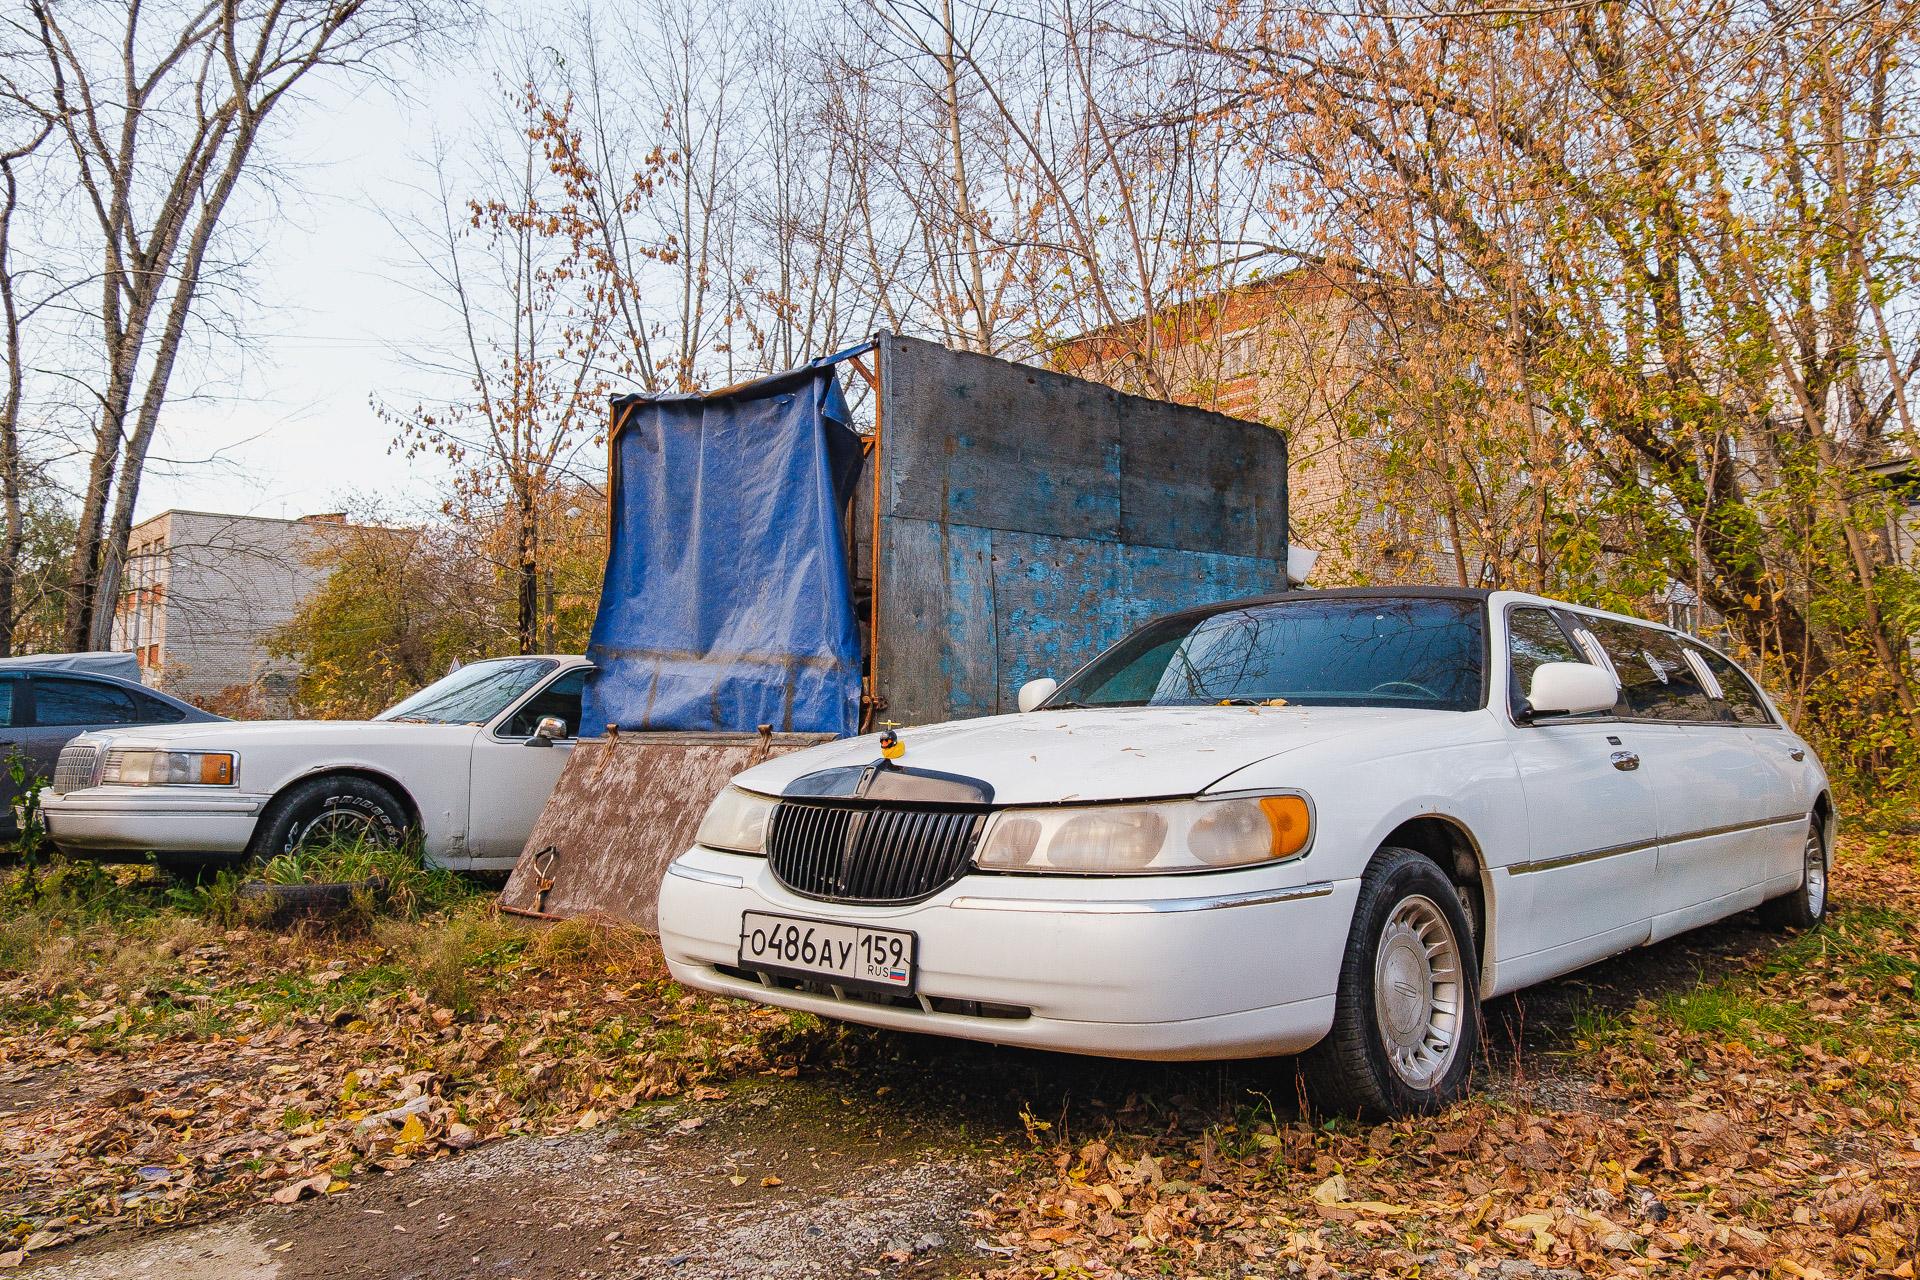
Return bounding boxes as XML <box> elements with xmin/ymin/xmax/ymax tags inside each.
<box><xmin>1298</xmin><ymin>846</ymin><xmax>1481</xmax><ymax>1118</ymax></box>
<box><xmin>1760</xmin><ymin>816</ymin><xmax>1830</xmax><ymax>932</ymax></box>
<box><xmin>235</xmin><ymin>877</ymin><xmax>387</xmax><ymax>926</ymax></box>
<box><xmin>249</xmin><ymin>775</ymin><xmax>409</xmax><ymax>859</ymax></box>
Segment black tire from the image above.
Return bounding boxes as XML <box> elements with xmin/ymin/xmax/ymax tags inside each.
<box><xmin>1299</xmin><ymin>847</ymin><xmax>1481</xmax><ymax>1118</ymax></box>
<box><xmin>249</xmin><ymin>775</ymin><xmax>410</xmax><ymax>859</ymax></box>
<box><xmin>1760</xmin><ymin>815</ymin><xmax>1830</xmax><ymax>931</ymax></box>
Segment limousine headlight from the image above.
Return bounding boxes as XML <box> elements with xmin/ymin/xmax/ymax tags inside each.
<box><xmin>696</xmin><ymin>786</ymin><xmax>777</xmax><ymax>854</ymax></box>
<box><xmin>976</xmin><ymin>794</ymin><xmax>1312</xmax><ymax>874</ymax></box>
<box><xmin>101</xmin><ymin>749</ymin><xmax>236</xmax><ymax>787</ymax></box>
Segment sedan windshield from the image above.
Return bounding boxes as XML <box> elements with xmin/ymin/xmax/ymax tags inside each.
<box><xmin>1052</xmin><ymin>597</ymin><xmax>1486</xmax><ymax>711</ymax></box>
<box><xmin>375</xmin><ymin>658</ymin><xmax>558</xmax><ymax>725</ymax></box>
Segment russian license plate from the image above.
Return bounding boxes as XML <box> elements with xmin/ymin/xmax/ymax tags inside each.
<box><xmin>738</xmin><ymin>911</ymin><xmax>916</xmax><ymax>992</ymax></box>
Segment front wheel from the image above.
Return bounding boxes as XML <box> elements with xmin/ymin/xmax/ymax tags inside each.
<box><xmin>1299</xmin><ymin>847</ymin><xmax>1481</xmax><ymax>1118</ymax></box>
<box><xmin>1760</xmin><ymin>816</ymin><xmax>1830</xmax><ymax>931</ymax></box>
<box><xmin>249</xmin><ymin>775</ymin><xmax>410</xmax><ymax>860</ymax></box>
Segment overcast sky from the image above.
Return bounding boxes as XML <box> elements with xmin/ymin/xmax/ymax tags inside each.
<box><xmin>133</xmin><ymin>38</ymin><xmax>498</xmax><ymax>526</ymax></box>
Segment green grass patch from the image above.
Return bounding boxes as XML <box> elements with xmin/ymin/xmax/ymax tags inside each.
<box><xmin>1633</xmin><ymin>896</ymin><xmax>1920</xmax><ymax>1096</ymax></box>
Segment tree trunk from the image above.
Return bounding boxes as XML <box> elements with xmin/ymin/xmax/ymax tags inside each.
<box><xmin>518</xmin><ymin>487</ymin><xmax>538</xmax><ymax>655</ymax></box>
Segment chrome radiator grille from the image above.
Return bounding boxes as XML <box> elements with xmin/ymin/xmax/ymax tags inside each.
<box><xmin>51</xmin><ymin>744</ymin><xmax>99</xmax><ymax>794</ymax></box>
<box><xmin>766</xmin><ymin>801</ymin><xmax>985</xmax><ymax>905</ymax></box>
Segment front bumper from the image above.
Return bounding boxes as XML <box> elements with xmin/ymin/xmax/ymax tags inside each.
<box><xmin>42</xmin><ymin>787</ymin><xmax>266</xmax><ymax>856</ymax></box>
<box><xmin>657</xmin><ymin>846</ymin><xmax>1357</xmax><ymax>1061</ymax></box>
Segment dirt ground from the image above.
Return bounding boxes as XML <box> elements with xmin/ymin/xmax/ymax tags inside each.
<box><xmin>25</xmin><ymin>1081</ymin><xmax>988</xmax><ymax>1279</ymax></box>
<box><xmin>14</xmin><ymin>903</ymin><xmax>1796</xmax><ymax>1280</ymax></box>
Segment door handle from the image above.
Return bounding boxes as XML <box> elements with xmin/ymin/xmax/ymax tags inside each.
<box><xmin>1788</xmin><ymin>747</ymin><xmax>1806</xmax><ymax>762</ymax></box>
<box><xmin>1610</xmin><ymin>750</ymin><xmax>1640</xmax><ymax>771</ymax></box>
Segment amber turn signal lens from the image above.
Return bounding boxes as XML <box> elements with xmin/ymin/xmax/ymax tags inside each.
<box><xmin>199</xmin><ymin>754</ymin><xmax>234</xmax><ymax>785</ymax></box>
<box><xmin>1259</xmin><ymin>794</ymin><xmax>1311</xmax><ymax>857</ymax></box>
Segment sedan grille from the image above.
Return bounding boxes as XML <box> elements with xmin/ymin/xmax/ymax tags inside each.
<box><xmin>767</xmin><ymin>801</ymin><xmax>985</xmax><ymax>905</ymax></box>
<box><xmin>51</xmin><ymin>744</ymin><xmax>99</xmax><ymax>795</ymax></box>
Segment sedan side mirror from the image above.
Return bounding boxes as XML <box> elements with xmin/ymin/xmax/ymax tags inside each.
<box><xmin>1526</xmin><ymin>662</ymin><xmax>1619</xmax><ymax>717</ymax></box>
<box><xmin>1017</xmin><ymin>677</ymin><xmax>1058</xmax><ymax>713</ymax></box>
<box><xmin>526</xmin><ymin>715</ymin><xmax>568</xmax><ymax>747</ymax></box>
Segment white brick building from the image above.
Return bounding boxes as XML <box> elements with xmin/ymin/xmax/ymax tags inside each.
<box><xmin>113</xmin><ymin>509</ymin><xmax>357</xmax><ymax>714</ymax></box>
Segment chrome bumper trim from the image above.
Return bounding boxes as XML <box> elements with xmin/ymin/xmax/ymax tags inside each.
<box><xmin>949</xmin><ymin>881</ymin><xmax>1335</xmax><ymax>914</ymax></box>
<box><xmin>667</xmin><ymin>860</ymin><xmax>745</xmax><ymax>890</ymax></box>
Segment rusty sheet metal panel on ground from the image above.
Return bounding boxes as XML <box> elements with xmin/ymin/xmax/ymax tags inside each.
<box><xmin>872</xmin><ymin>334</ymin><xmax>1289</xmax><ymax>727</ymax></box>
<box><xmin>499</xmin><ymin>731</ymin><xmax>830</xmax><ymax>931</ymax></box>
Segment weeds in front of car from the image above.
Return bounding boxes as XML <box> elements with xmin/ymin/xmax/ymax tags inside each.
<box><xmin>255</xmin><ymin>833</ymin><xmax>474</xmax><ymax>919</ymax></box>
<box><xmin>4</xmin><ymin>749</ymin><xmax>51</xmax><ymax>867</ymax></box>
<box><xmin>164</xmin><ymin>833</ymin><xmax>479</xmax><ymax>930</ymax></box>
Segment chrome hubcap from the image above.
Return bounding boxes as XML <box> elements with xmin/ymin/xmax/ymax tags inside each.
<box><xmin>290</xmin><ymin>806</ymin><xmax>387</xmax><ymax>852</ymax></box>
<box><xmin>1374</xmin><ymin>894</ymin><xmax>1463</xmax><ymax>1089</ymax></box>
<box><xmin>1805</xmin><ymin>829</ymin><xmax>1827</xmax><ymax>917</ymax></box>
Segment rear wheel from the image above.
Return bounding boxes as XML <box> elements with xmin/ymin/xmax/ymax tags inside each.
<box><xmin>1299</xmin><ymin>847</ymin><xmax>1480</xmax><ymax>1118</ymax></box>
<box><xmin>249</xmin><ymin>775</ymin><xmax>410</xmax><ymax>860</ymax></box>
<box><xmin>1760</xmin><ymin>816</ymin><xmax>1829</xmax><ymax>931</ymax></box>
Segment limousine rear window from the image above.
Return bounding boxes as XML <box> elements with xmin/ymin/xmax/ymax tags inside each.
<box><xmin>1695</xmin><ymin>646</ymin><xmax>1775</xmax><ymax>726</ymax></box>
<box><xmin>1053</xmin><ymin>597</ymin><xmax>1486</xmax><ymax>711</ymax></box>
<box><xmin>1583</xmin><ymin>617</ymin><xmax>1719</xmax><ymax>722</ymax></box>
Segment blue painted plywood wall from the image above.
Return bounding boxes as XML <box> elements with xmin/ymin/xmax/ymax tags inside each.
<box><xmin>874</xmin><ymin>334</ymin><xmax>1289</xmax><ymax>726</ymax></box>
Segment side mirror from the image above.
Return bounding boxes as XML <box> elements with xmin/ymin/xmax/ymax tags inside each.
<box><xmin>1016</xmin><ymin>677</ymin><xmax>1058</xmax><ymax>713</ymax></box>
<box><xmin>526</xmin><ymin>715</ymin><xmax>568</xmax><ymax>747</ymax></box>
<box><xmin>1526</xmin><ymin>662</ymin><xmax>1618</xmax><ymax>717</ymax></box>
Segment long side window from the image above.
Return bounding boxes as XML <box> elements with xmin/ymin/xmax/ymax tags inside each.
<box><xmin>1696</xmin><ymin>648</ymin><xmax>1775</xmax><ymax>726</ymax></box>
<box><xmin>1506</xmin><ymin>607</ymin><xmax>1585</xmax><ymax>715</ymax></box>
<box><xmin>1586</xmin><ymin>619</ymin><xmax>1719</xmax><ymax>723</ymax></box>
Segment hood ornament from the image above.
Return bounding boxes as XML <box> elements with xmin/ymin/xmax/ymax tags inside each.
<box><xmin>877</xmin><ymin>721</ymin><xmax>905</xmax><ymax>761</ymax></box>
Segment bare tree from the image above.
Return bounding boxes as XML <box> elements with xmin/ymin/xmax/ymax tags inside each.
<box><xmin>0</xmin><ymin>103</ymin><xmax>52</xmax><ymax>656</ymax></box>
<box><xmin>1</xmin><ymin>0</ymin><xmax>451</xmax><ymax>652</ymax></box>
<box><xmin>386</xmin><ymin>80</ymin><xmax>610</xmax><ymax>655</ymax></box>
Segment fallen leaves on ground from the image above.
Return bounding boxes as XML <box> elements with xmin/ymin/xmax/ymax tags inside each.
<box><xmin>3</xmin><ymin>844</ymin><xmax>1919</xmax><ymax>1278</ymax></box>
<box><xmin>968</xmin><ymin>848</ymin><xmax>1920</xmax><ymax>1278</ymax></box>
<box><xmin>0</xmin><ymin>903</ymin><xmax>791</xmax><ymax>1262</ymax></box>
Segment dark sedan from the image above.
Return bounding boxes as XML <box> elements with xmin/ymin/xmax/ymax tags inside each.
<box><xmin>0</xmin><ymin>658</ymin><xmax>221</xmax><ymax>838</ymax></box>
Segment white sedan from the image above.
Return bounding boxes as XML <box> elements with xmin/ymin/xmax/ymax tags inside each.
<box><xmin>42</xmin><ymin>656</ymin><xmax>591</xmax><ymax>872</ymax></box>
<box><xmin>658</xmin><ymin>588</ymin><xmax>1831</xmax><ymax>1116</ymax></box>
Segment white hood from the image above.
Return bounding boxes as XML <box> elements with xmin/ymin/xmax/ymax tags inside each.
<box><xmin>732</xmin><ymin>705</ymin><xmax>1434</xmax><ymax>805</ymax></box>
<box><xmin>74</xmin><ymin>718</ymin><xmax>479</xmax><ymax>751</ymax></box>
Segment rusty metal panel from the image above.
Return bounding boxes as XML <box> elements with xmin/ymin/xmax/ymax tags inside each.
<box><xmin>874</xmin><ymin>334</ymin><xmax>1288</xmax><ymax>727</ymax></box>
<box><xmin>498</xmin><ymin>731</ymin><xmax>831</xmax><ymax>932</ymax></box>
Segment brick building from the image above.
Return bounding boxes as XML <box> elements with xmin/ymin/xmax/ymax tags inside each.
<box><xmin>113</xmin><ymin>509</ymin><xmax>358</xmax><ymax>714</ymax></box>
<box><xmin>1050</xmin><ymin>271</ymin><xmax>1472</xmax><ymax>587</ymax></box>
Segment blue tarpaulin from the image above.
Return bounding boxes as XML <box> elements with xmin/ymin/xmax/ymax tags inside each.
<box><xmin>581</xmin><ymin>354</ymin><xmax>866</xmax><ymax>739</ymax></box>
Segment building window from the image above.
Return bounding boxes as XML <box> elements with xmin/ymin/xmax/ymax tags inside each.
<box><xmin>1221</xmin><ymin>327</ymin><xmax>1260</xmax><ymax>377</ymax></box>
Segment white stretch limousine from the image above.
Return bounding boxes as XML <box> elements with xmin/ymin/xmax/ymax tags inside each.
<box><xmin>658</xmin><ymin>588</ymin><xmax>1831</xmax><ymax>1116</ymax></box>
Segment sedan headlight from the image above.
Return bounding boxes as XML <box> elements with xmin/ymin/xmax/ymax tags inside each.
<box><xmin>976</xmin><ymin>794</ymin><xmax>1312</xmax><ymax>874</ymax></box>
<box><xmin>695</xmin><ymin>786</ymin><xmax>777</xmax><ymax>854</ymax></box>
<box><xmin>101</xmin><ymin>749</ymin><xmax>236</xmax><ymax>787</ymax></box>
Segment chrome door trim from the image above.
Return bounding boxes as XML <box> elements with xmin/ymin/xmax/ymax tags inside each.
<box><xmin>1509</xmin><ymin>811</ymin><xmax>1808</xmax><ymax>876</ymax></box>
<box><xmin>1660</xmin><ymin>813</ymin><xmax>1806</xmax><ymax>847</ymax></box>
<box><xmin>1508</xmin><ymin>837</ymin><xmax>1657</xmax><ymax>876</ymax></box>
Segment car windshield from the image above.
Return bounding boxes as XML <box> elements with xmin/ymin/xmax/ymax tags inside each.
<box><xmin>374</xmin><ymin>658</ymin><xmax>558</xmax><ymax>725</ymax></box>
<box><xmin>1051</xmin><ymin>596</ymin><xmax>1486</xmax><ymax>711</ymax></box>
